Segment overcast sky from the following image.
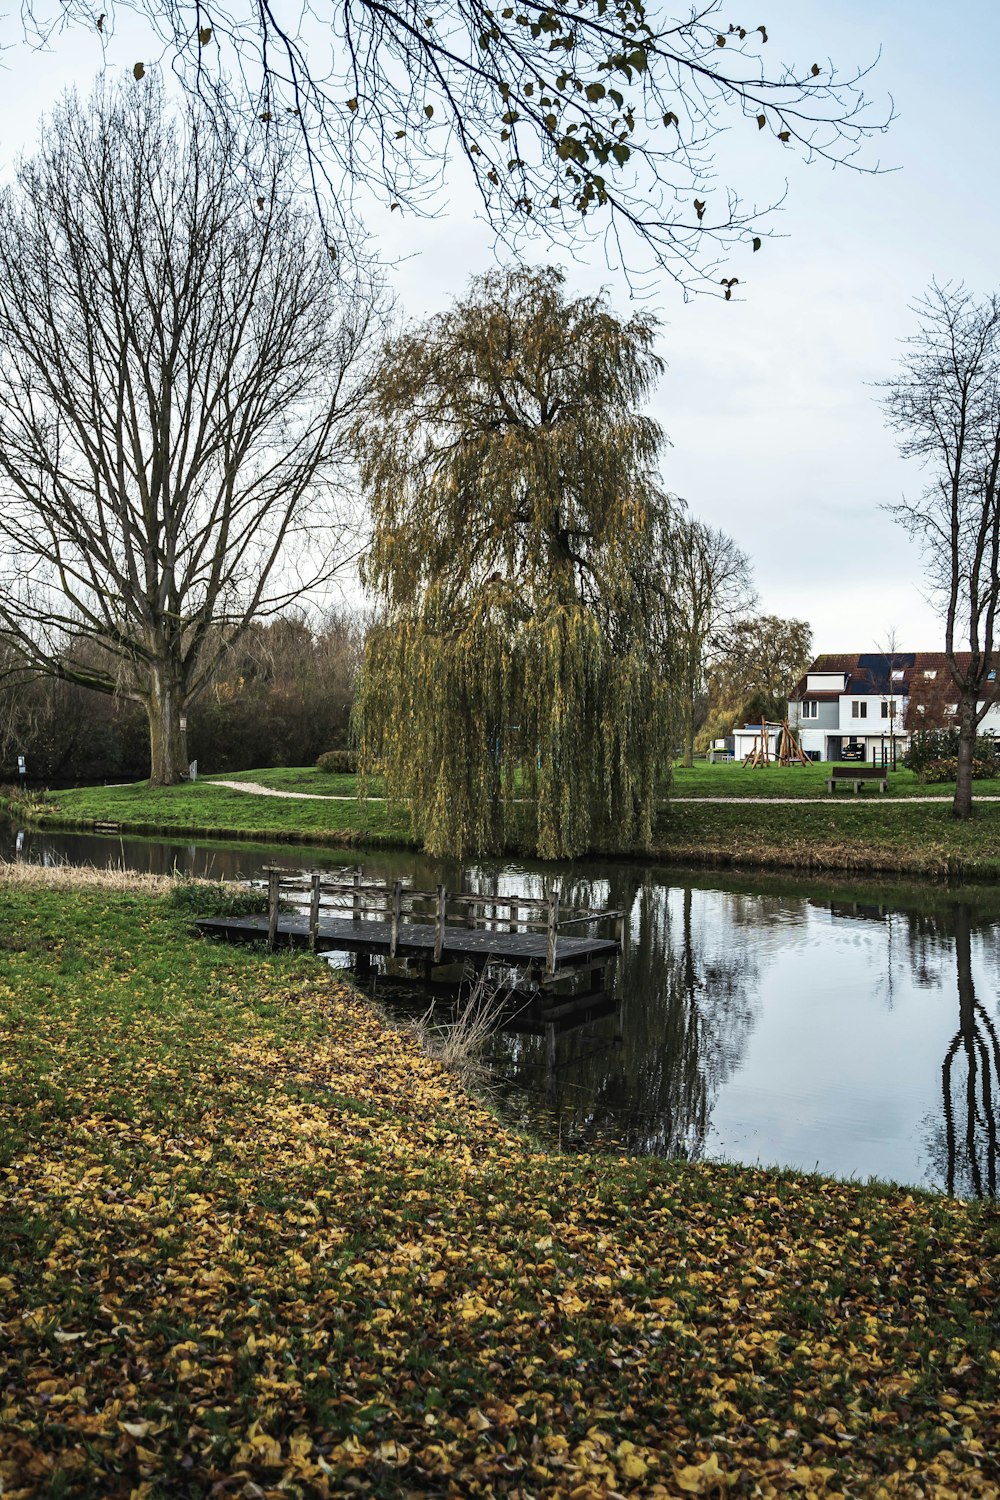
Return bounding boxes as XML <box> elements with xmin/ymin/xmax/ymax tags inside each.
<box><xmin>0</xmin><ymin>0</ymin><xmax>994</xmax><ymax>655</ymax></box>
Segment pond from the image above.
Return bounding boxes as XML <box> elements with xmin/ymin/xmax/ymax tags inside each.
<box><xmin>3</xmin><ymin>821</ymin><xmax>999</xmax><ymax>1198</ymax></box>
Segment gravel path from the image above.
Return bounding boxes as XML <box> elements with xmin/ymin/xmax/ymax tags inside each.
<box><xmin>206</xmin><ymin>779</ymin><xmax>376</xmax><ymax>802</ymax></box>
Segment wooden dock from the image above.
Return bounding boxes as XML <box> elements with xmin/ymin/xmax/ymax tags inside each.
<box><xmin>196</xmin><ymin>870</ymin><xmax>623</xmax><ymax>994</ymax></box>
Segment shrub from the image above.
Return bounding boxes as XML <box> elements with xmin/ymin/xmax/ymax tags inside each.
<box><xmin>316</xmin><ymin>749</ymin><xmax>357</xmax><ymax>774</ymax></box>
<box><xmin>0</xmin><ymin>783</ymin><xmax>50</xmax><ymax>817</ymax></box>
<box><xmin>168</xmin><ymin>880</ymin><xmax>269</xmax><ymax>917</ymax></box>
<box><xmin>919</xmin><ymin>756</ymin><xmax>997</xmax><ymax>784</ymax></box>
<box><xmin>906</xmin><ymin>727</ymin><xmax>998</xmax><ymax>775</ymax></box>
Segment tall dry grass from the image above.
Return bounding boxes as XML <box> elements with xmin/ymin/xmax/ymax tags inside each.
<box><xmin>412</xmin><ymin>968</ymin><xmax>519</xmax><ymax>1086</ymax></box>
<box><xmin>0</xmin><ymin>859</ymin><xmax>181</xmax><ymax>895</ymax></box>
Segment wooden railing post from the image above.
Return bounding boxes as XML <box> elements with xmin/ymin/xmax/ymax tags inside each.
<box><xmin>614</xmin><ymin>911</ymin><xmax>625</xmax><ymax>949</ymax></box>
<box><xmin>509</xmin><ymin>896</ymin><xmax>518</xmax><ymax>934</ymax></box>
<box><xmin>309</xmin><ymin>871</ymin><xmax>321</xmax><ymax>952</ymax></box>
<box><xmin>352</xmin><ymin>870</ymin><xmax>361</xmax><ymax>922</ymax></box>
<box><xmin>389</xmin><ymin>879</ymin><xmax>402</xmax><ymax>958</ymax></box>
<box><xmin>433</xmin><ymin>884</ymin><xmax>447</xmax><ymax>964</ymax></box>
<box><xmin>545</xmin><ymin>880</ymin><xmax>561</xmax><ymax>975</ymax></box>
<box><xmin>267</xmin><ymin>869</ymin><xmax>280</xmax><ymax>949</ymax></box>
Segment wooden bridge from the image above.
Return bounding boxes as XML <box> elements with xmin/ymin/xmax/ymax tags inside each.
<box><xmin>196</xmin><ymin>870</ymin><xmax>624</xmax><ymax>998</ymax></box>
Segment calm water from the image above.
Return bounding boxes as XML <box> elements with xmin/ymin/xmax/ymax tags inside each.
<box><xmin>3</xmin><ymin>822</ymin><xmax>999</xmax><ymax>1198</ymax></box>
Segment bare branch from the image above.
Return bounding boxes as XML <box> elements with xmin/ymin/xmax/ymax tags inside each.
<box><xmin>15</xmin><ymin>0</ymin><xmax>891</xmax><ymax>292</ymax></box>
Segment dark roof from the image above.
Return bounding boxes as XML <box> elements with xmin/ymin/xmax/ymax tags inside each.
<box><xmin>791</xmin><ymin>652</ymin><xmax>1000</xmax><ymax>702</ymax></box>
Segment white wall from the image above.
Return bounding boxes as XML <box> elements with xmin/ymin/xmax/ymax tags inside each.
<box><xmin>838</xmin><ymin>695</ymin><xmax>906</xmax><ymax>737</ymax></box>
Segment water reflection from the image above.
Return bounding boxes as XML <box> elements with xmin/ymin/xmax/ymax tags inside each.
<box><xmin>906</xmin><ymin>905</ymin><xmax>1000</xmax><ymax>1199</ymax></box>
<box><xmin>492</xmin><ymin>880</ymin><xmax>762</xmax><ymax>1158</ymax></box>
<box><xmin>3</xmin><ymin>820</ymin><xmax>1000</xmax><ymax>1197</ymax></box>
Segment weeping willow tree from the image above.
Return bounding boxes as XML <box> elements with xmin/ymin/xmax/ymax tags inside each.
<box><xmin>354</xmin><ymin>265</ymin><xmax>679</xmax><ymax>859</ymax></box>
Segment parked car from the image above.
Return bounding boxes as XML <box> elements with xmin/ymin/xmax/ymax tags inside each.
<box><xmin>841</xmin><ymin>740</ymin><xmax>865</xmax><ymax>762</ymax></box>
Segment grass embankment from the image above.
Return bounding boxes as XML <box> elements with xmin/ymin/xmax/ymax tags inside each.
<box><xmin>9</xmin><ymin>769</ymin><xmax>414</xmax><ymax>848</ymax></box>
<box><xmin>11</xmin><ymin>763</ymin><xmax>1000</xmax><ymax>879</ymax></box>
<box><xmin>1</xmin><ymin>871</ymin><xmax>999</xmax><ymax>1498</ymax></box>
<box><xmin>651</xmin><ymin>799</ymin><xmax>1000</xmax><ymax>879</ymax></box>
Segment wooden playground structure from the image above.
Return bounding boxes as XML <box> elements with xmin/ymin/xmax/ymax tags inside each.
<box><xmin>742</xmin><ymin>718</ymin><xmax>810</xmax><ymax>769</ymax></box>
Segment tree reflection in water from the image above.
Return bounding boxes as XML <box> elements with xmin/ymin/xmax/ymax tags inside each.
<box><xmin>938</xmin><ymin>905</ymin><xmax>999</xmax><ymax>1198</ymax></box>
<box><xmin>486</xmin><ymin>875</ymin><xmax>1000</xmax><ymax>1197</ymax></box>
<box><xmin>898</xmin><ymin>902</ymin><xmax>1000</xmax><ymax>1198</ymax></box>
<box><xmin>489</xmin><ymin>871</ymin><xmax>762</xmax><ymax>1156</ymax></box>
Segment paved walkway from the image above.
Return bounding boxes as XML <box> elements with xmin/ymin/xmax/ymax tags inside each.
<box><xmin>207</xmin><ymin>779</ymin><xmax>1000</xmax><ymax>807</ymax></box>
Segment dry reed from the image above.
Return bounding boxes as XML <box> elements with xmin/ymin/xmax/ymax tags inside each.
<box><xmin>0</xmin><ymin>859</ymin><xmax>181</xmax><ymax>895</ymax></box>
<box><xmin>412</xmin><ymin>968</ymin><xmax>516</xmax><ymax>1086</ymax></box>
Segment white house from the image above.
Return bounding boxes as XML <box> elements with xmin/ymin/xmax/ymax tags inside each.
<box><xmin>785</xmin><ymin>652</ymin><xmax>1000</xmax><ymax>763</ymax></box>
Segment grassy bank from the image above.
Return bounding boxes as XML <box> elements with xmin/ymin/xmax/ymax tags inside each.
<box><xmin>4</xmin><ymin>772</ymin><xmax>416</xmax><ymax>848</ymax></box>
<box><xmin>650</xmin><ymin>798</ymin><xmax>1000</xmax><ymax>879</ymax></box>
<box><xmin>10</xmin><ymin>764</ymin><xmax>1000</xmax><ymax>879</ymax></box>
<box><xmin>1</xmin><ymin>871</ymin><xmax>999</xmax><ymax>1497</ymax></box>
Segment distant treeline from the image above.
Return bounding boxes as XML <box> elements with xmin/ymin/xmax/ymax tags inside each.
<box><xmin>0</xmin><ymin>612</ymin><xmax>364</xmax><ymax>785</ymax></box>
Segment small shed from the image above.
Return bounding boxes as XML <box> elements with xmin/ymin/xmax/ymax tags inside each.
<box><xmin>731</xmin><ymin>721</ymin><xmax>784</xmax><ymax>763</ymax></box>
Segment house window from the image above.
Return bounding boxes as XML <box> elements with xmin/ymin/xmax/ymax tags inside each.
<box><xmin>892</xmin><ymin>670</ymin><xmax>905</xmax><ymax>681</ymax></box>
<box><xmin>880</xmin><ymin>700</ymin><xmax>897</xmax><ymax>719</ymax></box>
<box><xmin>989</xmin><ymin>670</ymin><xmax>996</xmax><ymax>682</ymax></box>
<box><xmin>924</xmin><ymin>670</ymin><xmax>937</xmax><ymax>680</ymax></box>
<box><xmin>852</xmin><ymin>701</ymin><xmax>867</xmax><ymax>719</ymax></box>
<box><xmin>801</xmin><ymin>701</ymin><xmax>818</xmax><ymax>719</ymax></box>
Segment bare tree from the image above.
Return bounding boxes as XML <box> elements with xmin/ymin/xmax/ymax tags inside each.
<box><xmin>0</xmin><ymin>81</ymin><xmax>378</xmax><ymax>784</ymax></box>
<box><xmin>904</xmin><ymin>666</ymin><xmax>955</xmax><ymax>733</ymax></box>
<box><xmin>880</xmin><ymin>282</ymin><xmax>1000</xmax><ymax>818</ymax></box>
<box><xmin>670</xmin><ymin>518</ymin><xmax>756</xmax><ymax>767</ymax></box>
<box><xmin>17</xmin><ymin>2</ymin><xmax>890</xmax><ymax>291</ymax></box>
<box><xmin>876</xmin><ymin>625</ymin><xmax>905</xmax><ymax>771</ymax></box>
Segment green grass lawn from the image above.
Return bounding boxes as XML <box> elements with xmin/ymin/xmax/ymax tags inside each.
<box><xmin>218</xmin><ymin>760</ymin><xmax>959</xmax><ymax>801</ymax></box>
<box><xmin>2</xmin><ymin>870</ymin><xmax>998</xmax><ymax>1498</ymax></box>
<box><xmin>670</xmin><ymin>760</ymin><xmax>946</xmax><ymax>798</ymax></box>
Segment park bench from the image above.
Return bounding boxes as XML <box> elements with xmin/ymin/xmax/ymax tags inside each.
<box><xmin>827</xmin><ymin>765</ymin><xmax>888</xmax><ymax>794</ymax></box>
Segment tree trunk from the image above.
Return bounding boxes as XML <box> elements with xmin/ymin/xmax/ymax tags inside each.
<box><xmin>146</xmin><ymin>672</ymin><xmax>188</xmax><ymax>786</ymax></box>
<box><xmin>682</xmin><ymin>664</ymin><xmax>696</xmax><ymax>768</ymax></box>
<box><xmin>952</xmin><ymin>691</ymin><xmax>978</xmax><ymax>819</ymax></box>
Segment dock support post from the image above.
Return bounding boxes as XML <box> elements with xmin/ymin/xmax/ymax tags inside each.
<box><xmin>267</xmin><ymin>869</ymin><xmax>280</xmax><ymax>949</ymax></box>
<box><xmin>509</xmin><ymin>897</ymin><xmax>518</xmax><ymax>935</ymax></box>
<box><xmin>614</xmin><ymin>910</ymin><xmax>625</xmax><ymax>950</ymax></box>
<box><xmin>390</xmin><ymin>879</ymin><xmax>402</xmax><ymax>958</ymax></box>
<box><xmin>309</xmin><ymin>872</ymin><xmax>321</xmax><ymax>952</ymax></box>
<box><xmin>433</xmin><ymin>884</ymin><xmax>447</xmax><ymax>964</ymax></box>
<box><xmin>352</xmin><ymin>870</ymin><xmax>361</xmax><ymax>922</ymax></box>
<box><xmin>545</xmin><ymin>880</ymin><xmax>561</xmax><ymax>975</ymax></box>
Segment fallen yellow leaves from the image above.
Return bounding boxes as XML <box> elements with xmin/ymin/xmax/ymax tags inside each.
<box><xmin>0</xmin><ymin>886</ymin><xmax>999</xmax><ymax>1498</ymax></box>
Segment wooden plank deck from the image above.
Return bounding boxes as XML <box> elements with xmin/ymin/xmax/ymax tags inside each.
<box><xmin>195</xmin><ymin>913</ymin><xmax>619</xmax><ymax>973</ymax></box>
